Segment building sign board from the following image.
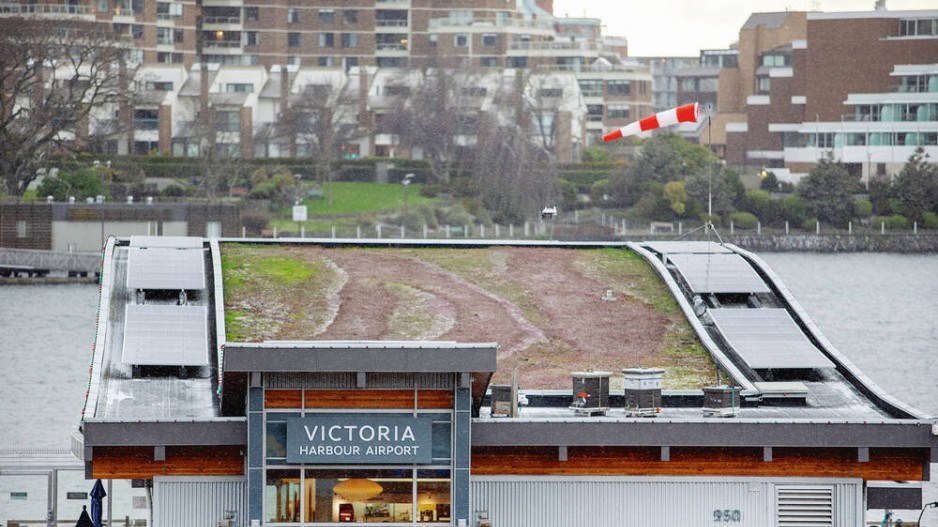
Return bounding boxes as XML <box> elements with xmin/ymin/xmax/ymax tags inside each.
<box><xmin>292</xmin><ymin>205</ymin><xmax>308</xmax><ymax>222</ymax></box>
<box><xmin>286</xmin><ymin>415</ymin><xmax>433</xmax><ymax>464</ymax></box>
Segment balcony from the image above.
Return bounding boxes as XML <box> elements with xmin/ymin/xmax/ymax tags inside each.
<box><xmin>133</xmin><ymin>118</ymin><xmax>159</xmax><ymax>130</ymax></box>
<box><xmin>0</xmin><ymin>3</ymin><xmax>93</xmax><ymax>18</ymax></box>
<box><xmin>376</xmin><ymin>19</ymin><xmax>407</xmax><ymax>28</ymax></box>
<box><xmin>203</xmin><ymin>16</ymin><xmax>241</xmax><ymax>25</ymax></box>
<box><xmin>427</xmin><ymin>17</ymin><xmax>553</xmax><ymax>33</ymax></box>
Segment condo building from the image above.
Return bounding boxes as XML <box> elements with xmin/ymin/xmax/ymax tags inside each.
<box><xmin>1</xmin><ymin>0</ymin><xmax>654</xmax><ymax>163</ymax></box>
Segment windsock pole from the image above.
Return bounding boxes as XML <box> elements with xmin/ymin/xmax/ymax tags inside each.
<box><xmin>603</xmin><ymin>102</ymin><xmax>700</xmax><ymax>142</ymax></box>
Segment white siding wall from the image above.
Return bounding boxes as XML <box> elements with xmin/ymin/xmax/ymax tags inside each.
<box><xmin>471</xmin><ymin>476</ymin><xmax>861</xmax><ymax>527</ymax></box>
<box><xmin>153</xmin><ymin>476</ymin><xmax>246</xmax><ymax>527</ymax></box>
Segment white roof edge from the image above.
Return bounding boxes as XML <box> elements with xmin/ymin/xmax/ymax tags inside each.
<box><xmin>808</xmin><ymin>10</ymin><xmax>938</xmax><ymax>20</ymax></box>
<box><xmin>792</xmin><ymin>39</ymin><xmax>807</xmax><ymax>50</ymax></box>
<box><xmin>769</xmin><ymin>67</ymin><xmax>794</xmax><ymax>78</ymax></box>
<box><xmin>792</xmin><ymin>95</ymin><xmax>807</xmax><ymax>104</ymax></box>
<box><xmin>769</xmin><ymin>123</ymin><xmax>802</xmax><ymax>132</ymax></box>
<box><xmin>747</xmin><ymin>95</ymin><xmax>771</xmax><ymax>106</ymax></box>
<box><xmin>726</xmin><ymin>122</ymin><xmax>749</xmax><ymax>133</ymax></box>
<box><xmin>246</xmin><ymin>340</ymin><xmax>500</xmax><ymax>349</ymax></box>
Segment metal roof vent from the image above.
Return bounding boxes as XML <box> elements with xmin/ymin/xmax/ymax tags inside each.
<box><xmin>570</xmin><ymin>371</ymin><xmax>611</xmax><ymax>416</ymax></box>
<box><xmin>702</xmin><ymin>385</ymin><xmax>740</xmax><ymax>417</ymax></box>
<box><xmin>622</xmin><ymin>367</ymin><xmax>664</xmax><ymax>417</ymax></box>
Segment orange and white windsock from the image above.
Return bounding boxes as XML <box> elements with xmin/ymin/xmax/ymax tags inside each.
<box><xmin>603</xmin><ymin>102</ymin><xmax>700</xmax><ymax>142</ymax></box>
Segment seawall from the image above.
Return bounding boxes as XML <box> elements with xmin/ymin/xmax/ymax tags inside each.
<box><xmin>725</xmin><ymin>233</ymin><xmax>938</xmax><ymax>253</ymax></box>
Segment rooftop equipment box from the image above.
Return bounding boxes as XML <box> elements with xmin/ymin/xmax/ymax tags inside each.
<box><xmin>490</xmin><ymin>384</ymin><xmax>513</xmax><ymax>417</ymax></box>
<box><xmin>570</xmin><ymin>371</ymin><xmax>611</xmax><ymax>416</ymax></box>
<box><xmin>622</xmin><ymin>367</ymin><xmax>664</xmax><ymax>417</ymax></box>
<box><xmin>702</xmin><ymin>385</ymin><xmax>740</xmax><ymax>417</ymax></box>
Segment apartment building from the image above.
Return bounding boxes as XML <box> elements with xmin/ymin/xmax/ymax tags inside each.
<box><xmin>722</xmin><ymin>7</ymin><xmax>938</xmax><ymax>183</ymax></box>
<box><xmin>2</xmin><ymin>0</ymin><xmax>652</xmax><ymax>164</ymax></box>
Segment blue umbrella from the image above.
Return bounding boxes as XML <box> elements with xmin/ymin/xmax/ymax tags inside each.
<box><xmin>75</xmin><ymin>505</ymin><xmax>94</xmax><ymax>527</ymax></box>
<box><xmin>90</xmin><ymin>479</ymin><xmax>107</xmax><ymax>527</ymax></box>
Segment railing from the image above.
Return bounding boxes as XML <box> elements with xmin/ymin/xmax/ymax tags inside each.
<box><xmin>203</xmin><ymin>40</ymin><xmax>241</xmax><ymax>48</ymax></box>
<box><xmin>428</xmin><ymin>17</ymin><xmax>553</xmax><ymax>31</ymax></box>
<box><xmin>376</xmin><ymin>43</ymin><xmax>407</xmax><ymax>51</ymax></box>
<box><xmin>376</xmin><ymin>19</ymin><xmax>408</xmax><ymax>27</ymax></box>
<box><xmin>203</xmin><ymin>16</ymin><xmax>241</xmax><ymax>24</ymax></box>
<box><xmin>0</xmin><ymin>3</ymin><xmax>92</xmax><ymax>15</ymax></box>
<box><xmin>133</xmin><ymin>118</ymin><xmax>158</xmax><ymax>130</ymax></box>
<box><xmin>510</xmin><ymin>41</ymin><xmax>600</xmax><ymax>52</ymax></box>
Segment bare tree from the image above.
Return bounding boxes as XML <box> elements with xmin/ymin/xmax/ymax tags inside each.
<box><xmin>279</xmin><ymin>81</ymin><xmax>364</xmax><ymax>205</ymax></box>
<box><xmin>383</xmin><ymin>68</ymin><xmax>488</xmax><ymax>184</ymax></box>
<box><xmin>0</xmin><ymin>18</ymin><xmax>123</xmax><ymax>197</ymax></box>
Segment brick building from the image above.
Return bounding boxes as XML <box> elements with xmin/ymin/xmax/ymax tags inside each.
<box><xmin>716</xmin><ymin>7</ymin><xmax>937</xmax><ymax>182</ymax></box>
<box><xmin>1</xmin><ymin>0</ymin><xmax>654</xmax><ymax>163</ymax></box>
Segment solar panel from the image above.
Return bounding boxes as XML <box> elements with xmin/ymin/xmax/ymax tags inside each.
<box><xmin>643</xmin><ymin>241</ymin><xmax>733</xmax><ymax>255</ymax></box>
<box><xmin>122</xmin><ymin>305</ymin><xmax>209</xmax><ymax>366</ymax></box>
<box><xmin>130</xmin><ymin>236</ymin><xmax>204</xmax><ymax>249</ymax></box>
<box><xmin>665</xmin><ymin>253</ymin><xmax>771</xmax><ymax>294</ymax></box>
<box><xmin>708</xmin><ymin>308</ymin><xmax>835</xmax><ymax>370</ymax></box>
<box><xmin>126</xmin><ymin>248</ymin><xmax>206</xmax><ymax>290</ymax></box>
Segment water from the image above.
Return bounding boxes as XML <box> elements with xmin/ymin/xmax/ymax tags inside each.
<box><xmin>759</xmin><ymin>253</ymin><xmax>938</xmax><ymax>417</ymax></box>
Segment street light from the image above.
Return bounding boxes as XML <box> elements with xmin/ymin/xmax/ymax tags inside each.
<box><xmin>402</xmin><ymin>173</ymin><xmax>414</xmax><ymax>214</ymax></box>
<box><xmin>916</xmin><ymin>501</ymin><xmax>938</xmax><ymax>527</ymax></box>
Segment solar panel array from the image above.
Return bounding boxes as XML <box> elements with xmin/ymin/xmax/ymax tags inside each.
<box><xmin>665</xmin><ymin>253</ymin><xmax>771</xmax><ymax>294</ymax></box>
<box><xmin>122</xmin><ymin>305</ymin><xmax>210</xmax><ymax>366</ymax></box>
<box><xmin>130</xmin><ymin>236</ymin><xmax>204</xmax><ymax>249</ymax></box>
<box><xmin>126</xmin><ymin>248</ymin><xmax>206</xmax><ymax>290</ymax></box>
<box><xmin>644</xmin><ymin>241</ymin><xmax>733</xmax><ymax>254</ymax></box>
<box><xmin>708</xmin><ymin>309</ymin><xmax>835</xmax><ymax>370</ymax></box>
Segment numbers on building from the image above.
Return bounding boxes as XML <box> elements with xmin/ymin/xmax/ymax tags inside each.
<box><xmin>713</xmin><ymin>509</ymin><xmax>742</xmax><ymax>522</ymax></box>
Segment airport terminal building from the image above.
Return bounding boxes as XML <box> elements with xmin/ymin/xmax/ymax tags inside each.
<box><xmin>75</xmin><ymin>237</ymin><xmax>938</xmax><ymax>527</ymax></box>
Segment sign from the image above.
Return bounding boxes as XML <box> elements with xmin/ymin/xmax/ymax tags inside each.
<box><xmin>287</xmin><ymin>415</ymin><xmax>432</xmax><ymax>464</ymax></box>
<box><xmin>292</xmin><ymin>205</ymin><xmax>308</xmax><ymax>222</ymax></box>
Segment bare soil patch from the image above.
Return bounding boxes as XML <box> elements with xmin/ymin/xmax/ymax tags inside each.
<box><xmin>222</xmin><ymin>245</ymin><xmax>716</xmax><ymax>389</ymax></box>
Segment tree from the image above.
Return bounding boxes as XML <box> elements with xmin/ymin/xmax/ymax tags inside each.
<box><xmin>0</xmin><ymin>18</ymin><xmax>123</xmax><ymax>196</ymax></box>
<box><xmin>797</xmin><ymin>154</ymin><xmax>860</xmax><ymax>226</ymax></box>
<box><xmin>663</xmin><ymin>181</ymin><xmax>688</xmax><ymax>215</ymax></box>
<box><xmin>384</xmin><ymin>69</ymin><xmax>484</xmax><ymax>184</ymax></box>
<box><xmin>684</xmin><ymin>169</ymin><xmax>736</xmax><ymax>219</ymax></box>
<box><xmin>892</xmin><ymin>147</ymin><xmax>938</xmax><ymax>224</ymax></box>
<box><xmin>280</xmin><ymin>81</ymin><xmax>365</xmax><ymax>205</ymax></box>
<box><xmin>607</xmin><ymin>135</ymin><xmax>681</xmax><ymax>207</ymax></box>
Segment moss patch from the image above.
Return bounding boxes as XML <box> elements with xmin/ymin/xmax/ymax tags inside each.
<box><xmin>221</xmin><ymin>244</ymin><xmax>344</xmax><ymax>342</ymax></box>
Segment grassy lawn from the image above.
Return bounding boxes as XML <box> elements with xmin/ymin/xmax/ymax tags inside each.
<box><xmin>299</xmin><ymin>182</ymin><xmax>436</xmax><ymax>216</ymax></box>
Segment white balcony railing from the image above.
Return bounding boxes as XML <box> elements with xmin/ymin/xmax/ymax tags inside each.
<box><xmin>0</xmin><ymin>3</ymin><xmax>92</xmax><ymax>15</ymax></box>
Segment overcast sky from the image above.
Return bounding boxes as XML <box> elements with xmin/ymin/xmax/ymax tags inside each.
<box><xmin>551</xmin><ymin>0</ymin><xmax>937</xmax><ymax>57</ymax></box>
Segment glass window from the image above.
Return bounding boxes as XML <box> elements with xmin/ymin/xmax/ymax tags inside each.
<box><xmin>17</xmin><ymin>221</ymin><xmax>27</xmax><ymax>238</ymax></box>
<box><xmin>699</xmin><ymin>77</ymin><xmax>718</xmax><ymax>92</ymax></box>
<box><xmin>131</xmin><ymin>24</ymin><xmax>143</xmax><ymax>40</ymax></box>
<box><xmin>606</xmin><ymin>80</ymin><xmax>631</xmax><ymax>96</ymax></box>
<box><xmin>302</xmin><ymin>469</ymin><xmax>418</xmax><ymax>524</ymax></box>
<box><xmin>480</xmin><ymin>57</ymin><xmax>498</xmax><ymax>68</ymax></box>
<box><xmin>245</xmin><ymin>31</ymin><xmax>258</xmax><ymax>46</ymax></box>
<box><xmin>244</xmin><ymin>7</ymin><xmax>259</xmax><ymax>21</ymax></box>
<box><xmin>317</xmin><ymin>56</ymin><xmax>335</xmax><ymax>67</ymax></box>
<box><xmin>578</xmin><ymin>79</ymin><xmax>603</xmax><ymax>98</ymax></box>
<box><xmin>288</xmin><ymin>32</ymin><xmax>301</xmax><ymax>47</ymax></box>
<box><xmin>226</xmin><ymin>83</ymin><xmax>253</xmax><ymax>93</ymax></box>
<box><xmin>319</xmin><ymin>33</ymin><xmax>334</xmax><ymax>48</ymax></box>
<box><xmin>481</xmin><ymin>33</ymin><xmax>497</xmax><ymax>47</ymax></box>
<box><xmin>287</xmin><ymin>8</ymin><xmax>299</xmax><ymax>24</ymax></box>
<box><xmin>215</xmin><ymin>110</ymin><xmax>240</xmax><ymax>132</ymax></box>
<box><xmin>343</xmin><ymin>10</ymin><xmax>358</xmax><ymax>24</ymax></box>
<box><xmin>607</xmin><ymin>104</ymin><xmax>630</xmax><ymax>119</ymax></box>
<box><xmin>453</xmin><ymin>34</ymin><xmax>468</xmax><ymax>48</ymax></box>
<box><xmin>341</xmin><ymin>33</ymin><xmax>357</xmax><ymax>48</ymax></box>
<box><xmin>266</xmin><ymin>469</ymin><xmax>301</xmax><ymax>523</ymax></box>
<box><xmin>318</xmin><ymin>9</ymin><xmax>334</xmax><ymax>24</ymax></box>
<box><xmin>417</xmin><ymin>470</ymin><xmax>451</xmax><ymax>523</ymax></box>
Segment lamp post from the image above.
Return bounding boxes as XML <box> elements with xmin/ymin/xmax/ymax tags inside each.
<box><xmin>402</xmin><ymin>173</ymin><xmax>414</xmax><ymax>215</ymax></box>
<box><xmin>98</xmin><ymin>160</ymin><xmax>110</xmax><ymax>248</ymax></box>
<box><xmin>916</xmin><ymin>501</ymin><xmax>938</xmax><ymax>527</ymax></box>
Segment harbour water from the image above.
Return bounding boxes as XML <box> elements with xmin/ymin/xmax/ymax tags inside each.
<box><xmin>0</xmin><ymin>252</ymin><xmax>936</xmax><ymax>524</ymax></box>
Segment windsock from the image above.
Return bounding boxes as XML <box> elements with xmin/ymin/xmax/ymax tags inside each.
<box><xmin>603</xmin><ymin>102</ymin><xmax>700</xmax><ymax>142</ymax></box>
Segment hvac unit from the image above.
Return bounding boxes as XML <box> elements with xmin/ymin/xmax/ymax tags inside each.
<box><xmin>570</xmin><ymin>371</ymin><xmax>611</xmax><ymax>416</ymax></box>
<box><xmin>489</xmin><ymin>384</ymin><xmax>513</xmax><ymax>417</ymax></box>
<box><xmin>702</xmin><ymin>385</ymin><xmax>740</xmax><ymax>417</ymax></box>
<box><xmin>622</xmin><ymin>367</ymin><xmax>664</xmax><ymax>417</ymax></box>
